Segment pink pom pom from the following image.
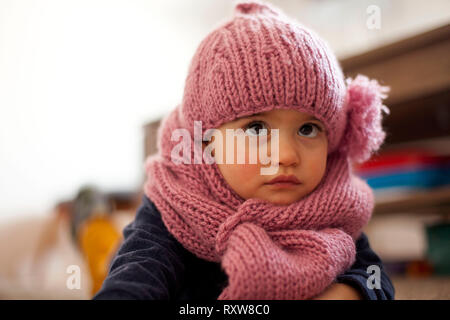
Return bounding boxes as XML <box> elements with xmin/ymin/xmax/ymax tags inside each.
<box><xmin>340</xmin><ymin>74</ymin><xmax>390</xmax><ymax>164</ymax></box>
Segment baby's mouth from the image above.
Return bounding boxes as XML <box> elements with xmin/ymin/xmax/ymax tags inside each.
<box><xmin>264</xmin><ymin>175</ymin><xmax>302</xmax><ymax>188</ymax></box>
<box><xmin>265</xmin><ymin>174</ymin><xmax>301</xmax><ymax>185</ymax></box>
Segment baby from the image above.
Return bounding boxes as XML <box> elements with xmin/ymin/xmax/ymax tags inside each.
<box><xmin>94</xmin><ymin>1</ymin><xmax>394</xmax><ymax>300</ymax></box>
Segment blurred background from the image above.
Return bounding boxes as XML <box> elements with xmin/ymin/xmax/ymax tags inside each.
<box><xmin>0</xmin><ymin>0</ymin><xmax>449</xmax><ymax>299</ymax></box>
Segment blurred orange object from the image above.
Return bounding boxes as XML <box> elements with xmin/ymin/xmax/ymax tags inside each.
<box><xmin>78</xmin><ymin>216</ymin><xmax>121</xmax><ymax>296</ymax></box>
<box><xmin>406</xmin><ymin>259</ymin><xmax>434</xmax><ymax>277</ymax></box>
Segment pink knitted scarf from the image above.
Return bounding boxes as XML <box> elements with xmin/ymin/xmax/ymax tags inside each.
<box><xmin>143</xmin><ymin>106</ymin><xmax>375</xmax><ymax>300</ymax></box>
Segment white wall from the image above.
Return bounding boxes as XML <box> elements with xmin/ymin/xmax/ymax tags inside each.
<box><xmin>1</xmin><ymin>0</ymin><xmax>449</xmax><ymax>223</ymax></box>
<box><xmin>0</xmin><ymin>0</ymin><xmax>232</xmax><ymax>222</ymax></box>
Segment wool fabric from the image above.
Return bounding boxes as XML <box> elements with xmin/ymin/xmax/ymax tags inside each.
<box><xmin>144</xmin><ymin>1</ymin><xmax>390</xmax><ymax>300</ymax></box>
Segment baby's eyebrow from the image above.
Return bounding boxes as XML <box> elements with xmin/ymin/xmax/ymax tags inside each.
<box><xmin>238</xmin><ymin>112</ymin><xmax>264</xmax><ymax>120</ymax></box>
<box><xmin>238</xmin><ymin>112</ymin><xmax>321</xmax><ymax>122</ymax></box>
<box><xmin>308</xmin><ymin>115</ymin><xmax>321</xmax><ymax>121</ymax></box>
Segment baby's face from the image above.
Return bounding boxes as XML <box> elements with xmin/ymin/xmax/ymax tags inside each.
<box><xmin>203</xmin><ymin>109</ymin><xmax>328</xmax><ymax>205</ymax></box>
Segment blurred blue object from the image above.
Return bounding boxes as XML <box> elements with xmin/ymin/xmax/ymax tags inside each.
<box><xmin>360</xmin><ymin>164</ymin><xmax>450</xmax><ymax>189</ymax></box>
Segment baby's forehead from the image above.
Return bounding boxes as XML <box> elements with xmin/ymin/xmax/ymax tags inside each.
<box><xmin>236</xmin><ymin>110</ymin><xmax>321</xmax><ymax>122</ymax></box>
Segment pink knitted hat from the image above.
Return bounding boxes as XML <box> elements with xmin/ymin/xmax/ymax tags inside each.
<box><xmin>180</xmin><ymin>0</ymin><xmax>390</xmax><ymax>164</ymax></box>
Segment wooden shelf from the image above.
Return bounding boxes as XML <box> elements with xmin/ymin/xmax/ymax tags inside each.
<box><xmin>340</xmin><ymin>24</ymin><xmax>450</xmax><ymax>146</ymax></box>
<box><xmin>374</xmin><ymin>185</ymin><xmax>450</xmax><ymax>215</ymax></box>
<box><xmin>340</xmin><ymin>24</ymin><xmax>450</xmax><ymax>107</ymax></box>
<box><xmin>391</xmin><ymin>275</ymin><xmax>450</xmax><ymax>299</ymax></box>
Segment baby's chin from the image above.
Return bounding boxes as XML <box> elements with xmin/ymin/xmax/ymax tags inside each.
<box><xmin>251</xmin><ymin>194</ymin><xmax>306</xmax><ymax>206</ymax></box>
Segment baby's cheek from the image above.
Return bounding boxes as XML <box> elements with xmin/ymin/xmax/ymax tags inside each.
<box><xmin>308</xmin><ymin>159</ymin><xmax>322</xmax><ymax>173</ymax></box>
<box><xmin>307</xmin><ymin>156</ymin><xmax>327</xmax><ymax>183</ymax></box>
<box><xmin>233</xmin><ymin>163</ymin><xmax>261</xmax><ymax>181</ymax></box>
<box><xmin>220</xmin><ymin>163</ymin><xmax>261</xmax><ymax>198</ymax></box>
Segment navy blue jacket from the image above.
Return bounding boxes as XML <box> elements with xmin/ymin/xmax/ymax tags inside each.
<box><xmin>93</xmin><ymin>195</ymin><xmax>395</xmax><ymax>300</ymax></box>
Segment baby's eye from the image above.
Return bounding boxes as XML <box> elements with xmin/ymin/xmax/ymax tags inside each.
<box><xmin>244</xmin><ymin>121</ymin><xmax>269</xmax><ymax>136</ymax></box>
<box><xmin>297</xmin><ymin>123</ymin><xmax>322</xmax><ymax>138</ymax></box>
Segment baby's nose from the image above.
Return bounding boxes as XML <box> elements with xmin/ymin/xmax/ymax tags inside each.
<box><xmin>276</xmin><ymin>137</ymin><xmax>299</xmax><ymax>167</ymax></box>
